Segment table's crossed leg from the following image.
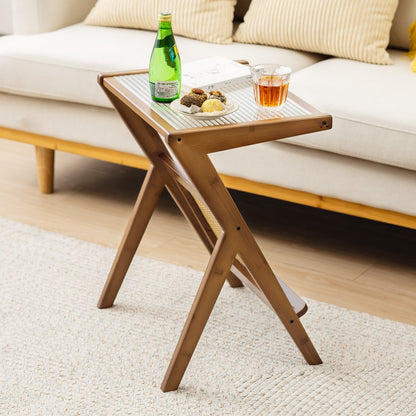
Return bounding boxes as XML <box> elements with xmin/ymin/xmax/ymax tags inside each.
<box><xmin>97</xmin><ymin>88</ymin><xmax>322</xmax><ymax>392</ymax></box>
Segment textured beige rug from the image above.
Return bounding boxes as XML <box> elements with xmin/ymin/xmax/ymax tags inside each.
<box><xmin>1</xmin><ymin>217</ymin><xmax>415</xmax><ymax>415</ymax></box>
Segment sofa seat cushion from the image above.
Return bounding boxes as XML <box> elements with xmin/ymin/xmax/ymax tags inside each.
<box><xmin>0</xmin><ymin>23</ymin><xmax>325</xmax><ymax>108</ymax></box>
<box><xmin>287</xmin><ymin>49</ymin><xmax>416</xmax><ymax>171</ymax></box>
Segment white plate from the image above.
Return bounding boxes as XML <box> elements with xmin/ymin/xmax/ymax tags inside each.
<box><xmin>170</xmin><ymin>98</ymin><xmax>239</xmax><ymax>120</ymax></box>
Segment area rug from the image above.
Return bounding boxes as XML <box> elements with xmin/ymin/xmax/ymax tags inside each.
<box><xmin>1</xmin><ymin>217</ymin><xmax>415</xmax><ymax>415</ymax></box>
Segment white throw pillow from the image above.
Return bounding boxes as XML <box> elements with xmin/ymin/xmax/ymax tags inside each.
<box><xmin>234</xmin><ymin>0</ymin><xmax>399</xmax><ymax>64</ymax></box>
<box><xmin>85</xmin><ymin>0</ymin><xmax>237</xmax><ymax>44</ymax></box>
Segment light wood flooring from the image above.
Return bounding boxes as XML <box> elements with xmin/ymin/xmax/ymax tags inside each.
<box><xmin>1</xmin><ymin>139</ymin><xmax>415</xmax><ymax>325</ymax></box>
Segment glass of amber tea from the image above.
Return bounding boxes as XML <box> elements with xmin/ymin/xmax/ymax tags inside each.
<box><xmin>250</xmin><ymin>64</ymin><xmax>291</xmax><ymax>112</ymax></box>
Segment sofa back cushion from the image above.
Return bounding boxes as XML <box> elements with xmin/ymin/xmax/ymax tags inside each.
<box><xmin>84</xmin><ymin>0</ymin><xmax>237</xmax><ymax>44</ymax></box>
<box><xmin>234</xmin><ymin>0</ymin><xmax>399</xmax><ymax>65</ymax></box>
<box><xmin>389</xmin><ymin>0</ymin><xmax>416</xmax><ymax>50</ymax></box>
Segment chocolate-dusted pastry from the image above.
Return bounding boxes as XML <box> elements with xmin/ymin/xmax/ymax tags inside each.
<box><xmin>180</xmin><ymin>88</ymin><xmax>207</xmax><ymax>107</ymax></box>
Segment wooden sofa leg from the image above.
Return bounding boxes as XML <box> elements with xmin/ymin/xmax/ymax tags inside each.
<box><xmin>35</xmin><ymin>146</ymin><xmax>55</xmax><ymax>194</ymax></box>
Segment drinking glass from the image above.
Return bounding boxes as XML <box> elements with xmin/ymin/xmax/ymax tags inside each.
<box><xmin>250</xmin><ymin>64</ymin><xmax>291</xmax><ymax>112</ymax></box>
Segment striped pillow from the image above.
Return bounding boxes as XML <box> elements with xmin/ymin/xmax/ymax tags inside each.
<box><xmin>84</xmin><ymin>0</ymin><xmax>237</xmax><ymax>44</ymax></box>
<box><xmin>234</xmin><ymin>0</ymin><xmax>399</xmax><ymax>64</ymax></box>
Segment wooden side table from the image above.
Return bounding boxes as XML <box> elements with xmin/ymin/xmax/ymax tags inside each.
<box><xmin>96</xmin><ymin>69</ymin><xmax>332</xmax><ymax>392</ymax></box>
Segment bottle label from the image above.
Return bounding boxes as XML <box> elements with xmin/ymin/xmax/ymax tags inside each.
<box><xmin>155</xmin><ymin>81</ymin><xmax>179</xmax><ymax>99</ymax></box>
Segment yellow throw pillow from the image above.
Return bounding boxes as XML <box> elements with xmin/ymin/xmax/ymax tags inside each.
<box><xmin>234</xmin><ymin>0</ymin><xmax>399</xmax><ymax>64</ymax></box>
<box><xmin>84</xmin><ymin>0</ymin><xmax>237</xmax><ymax>44</ymax></box>
<box><xmin>410</xmin><ymin>20</ymin><xmax>416</xmax><ymax>73</ymax></box>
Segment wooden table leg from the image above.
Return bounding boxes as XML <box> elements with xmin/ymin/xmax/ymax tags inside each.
<box><xmin>161</xmin><ymin>232</ymin><xmax>236</xmax><ymax>392</ymax></box>
<box><xmin>97</xmin><ymin>165</ymin><xmax>165</xmax><ymax>308</ymax></box>
<box><xmin>170</xmin><ymin>148</ymin><xmax>322</xmax><ymax>367</ymax></box>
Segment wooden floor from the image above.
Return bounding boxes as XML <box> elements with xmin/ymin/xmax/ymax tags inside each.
<box><xmin>1</xmin><ymin>139</ymin><xmax>415</xmax><ymax>325</ymax></box>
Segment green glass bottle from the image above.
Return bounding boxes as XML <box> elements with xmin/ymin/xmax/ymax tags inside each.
<box><xmin>149</xmin><ymin>12</ymin><xmax>181</xmax><ymax>102</ymax></box>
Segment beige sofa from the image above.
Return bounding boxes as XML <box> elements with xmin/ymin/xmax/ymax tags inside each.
<box><xmin>0</xmin><ymin>0</ymin><xmax>415</xmax><ymax>229</ymax></box>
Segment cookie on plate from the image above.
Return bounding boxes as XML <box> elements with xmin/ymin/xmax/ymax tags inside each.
<box><xmin>180</xmin><ymin>88</ymin><xmax>207</xmax><ymax>107</ymax></box>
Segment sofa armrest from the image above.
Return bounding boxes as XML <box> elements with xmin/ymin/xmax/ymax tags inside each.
<box><xmin>12</xmin><ymin>0</ymin><xmax>97</xmax><ymax>35</ymax></box>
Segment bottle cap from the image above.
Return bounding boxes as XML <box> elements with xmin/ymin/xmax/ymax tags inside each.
<box><xmin>158</xmin><ymin>12</ymin><xmax>172</xmax><ymax>22</ymax></box>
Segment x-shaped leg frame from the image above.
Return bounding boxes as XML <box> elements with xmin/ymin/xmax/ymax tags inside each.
<box><xmin>97</xmin><ymin>83</ymin><xmax>322</xmax><ymax>392</ymax></box>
